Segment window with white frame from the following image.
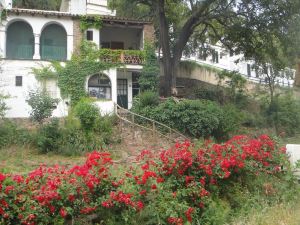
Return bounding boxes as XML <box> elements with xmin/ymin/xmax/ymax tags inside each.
<box><xmin>88</xmin><ymin>74</ymin><xmax>112</xmax><ymax>100</ymax></box>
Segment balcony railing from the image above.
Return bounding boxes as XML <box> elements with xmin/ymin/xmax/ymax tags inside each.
<box><xmin>99</xmin><ymin>49</ymin><xmax>145</xmax><ymax>65</ymax></box>
<box><xmin>41</xmin><ymin>45</ymin><xmax>67</xmax><ymax>61</ymax></box>
<box><xmin>7</xmin><ymin>44</ymin><xmax>34</xmax><ymax>59</ymax></box>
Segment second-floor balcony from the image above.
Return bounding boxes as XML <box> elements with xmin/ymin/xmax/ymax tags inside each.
<box><xmin>99</xmin><ymin>49</ymin><xmax>145</xmax><ymax>65</ymax></box>
<box><xmin>7</xmin><ymin>44</ymin><xmax>34</xmax><ymax>60</ymax></box>
<box><xmin>41</xmin><ymin>45</ymin><xmax>67</xmax><ymax>61</ymax></box>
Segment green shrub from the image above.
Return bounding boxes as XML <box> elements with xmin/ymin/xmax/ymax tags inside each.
<box><xmin>0</xmin><ymin>93</ymin><xmax>8</xmax><ymax>118</ymax></box>
<box><xmin>194</xmin><ymin>86</ymin><xmax>226</xmax><ymax>104</ymax></box>
<box><xmin>133</xmin><ymin>99</ymin><xmax>242</xmax><ymax>140</ymax></box>
<box><xmin>138</xmin><ymin>43</ymin><xmax>159</xmax><ymax>92</ymax></box>
<box><xmin>35</xmin><ymin>118</ymin><xmax>61</xmax><ymax>153</ymax></box>
<box><xmin>0</xmin><ymin>120</ymin><xmax>32</xmax><ymax>148</ymax></box>
<box><xmin>73</xmin><ymin>98</ymin><xmax>101</xmax><ymax>132</ymax></box>
<box><xmin>135</xmin><ymin>91</ymin><xmax>160</xmax><ymax>108</ymax></box>
<box><xmin>261</xmin><ymin>92</ymin><xmax>300</xmax><ymax>136</ymax></box>
<box><xmin>51</xmin><ymin>112</ymin><xmax>113</xmax><ymax>156</ymax></box>
<box><xmin>26</xmin><ymin>89</ymin><xmax>59</xmax><ymax>124</ymax></box>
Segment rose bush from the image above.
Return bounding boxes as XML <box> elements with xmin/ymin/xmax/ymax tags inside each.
<box><xmin>0</xmin><ymin>135</ymin><xmax>292</xmax><ymax>225</ymax></box>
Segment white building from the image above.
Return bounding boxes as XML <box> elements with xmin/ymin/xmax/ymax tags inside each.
<box><xmin>0</xmin><ymin>0</ymin><xmax>154</xmax><ymax>118</ymax></box>
<box><xmin>184</xmin><ymin>44</ymin><xmax>295</xmax><ymax>87</ymax></box>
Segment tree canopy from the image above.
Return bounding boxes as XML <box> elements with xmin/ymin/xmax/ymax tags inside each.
<box><xmin>13</xmin><ymin>0</ymin><xmax>62</xmax><ymax>10</ymax></box>
<box><xmin>109</xmin><ymin>0</ymin><xmax>300</xmax><ymax>96</ymax></box>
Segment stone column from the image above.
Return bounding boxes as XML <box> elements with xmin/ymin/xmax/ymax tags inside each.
<box><xmin>33</xmin><ymin>33</ymin><xmax>40</xmax><ymax>60</ymax></box>
<box><xmin>91</xmin><ymin>28</ymin><xmax>100</xmax><ymax>48</ymax></box>
<box><xmin>0</xmin><ymin>26</ymin><xmax>6</xmax><ymax>58</ymax></box>
<box><xmin>67</xmin><ymin>34</ymin><xmax>73</xmax><ymax>60</ymax></box>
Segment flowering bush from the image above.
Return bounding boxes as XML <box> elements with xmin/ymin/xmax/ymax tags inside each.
<box><xmin>0</xmin><ymin>135</ymin><xmax>291</xmax><ymax>224</ymax></box>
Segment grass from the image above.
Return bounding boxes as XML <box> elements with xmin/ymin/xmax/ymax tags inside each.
<box><xmin>0</xmin><ymin>145</ymin><xmax>85</xmax><ymax>174</ymax></box>
<box><xmin>230</xmin><ymin>200</ymin><xmax>300</xmax><ymax>225</ymax></box>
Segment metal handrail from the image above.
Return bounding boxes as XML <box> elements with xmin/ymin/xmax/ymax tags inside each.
<box><xmin>114</xmin><ymin>103</ymin><xmax>188</xmax><ymax>142</ymax></box>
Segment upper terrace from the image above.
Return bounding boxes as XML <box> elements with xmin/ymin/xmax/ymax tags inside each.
<box><xmin>0</xmin><ymin>8</ymin><xmax>154</xmax><ymax>65</ymax></box>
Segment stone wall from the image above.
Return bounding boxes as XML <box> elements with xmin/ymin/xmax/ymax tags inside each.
<box><xmin>73</xmin><ymin>19</ymin><xmax>82</xmax><ymax>53</ymax></box>
<box><xmin>143</xmin><ymin>24</ymin><xmax>155</xmax><ymax>44</ymax></box>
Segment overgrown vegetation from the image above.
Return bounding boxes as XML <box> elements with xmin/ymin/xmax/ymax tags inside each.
<box><xmin>138</xmin><ymin>43</ymin><xmax>160</xmax><ymax>92</ymax></box>
<box><xmin>13</xmin><ymin>0</ymin><xmax>62</xmax><ymax>10</ymax></box>
<box><xmin>26</xmin><ymin>89</ymin><xmax>59</xmax><ymax>124</ymax></box>
<box><xmin>0</xmin><ymin>135</ymin><xmax>298</xmax><ymax>224</ymax></box>
<box><xmin>0</xmin><ymin>93</ymin><xmax>8</xmax><ymax>118</ymax></box>
<box><xmin>79</xmin><ymin>15</ymin><xmax>103</xmax><ymax>31</ymax></box>
<box><xmin>33</xmin><ymin>41</ymin><xmax>145</xmax><ymax>105</ymax></box>
<box><xmin>0</xmin><ymin>98</ymin><xmax>114</xmax><ymax>156</ymax></box>
<box><xmin>133</xmin><ymin>97</ymin><xmax>242</xmax><ymax>140</ymax></box>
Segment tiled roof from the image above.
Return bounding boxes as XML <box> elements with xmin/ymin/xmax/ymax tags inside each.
<box><xmin>7</xmin><ymin>8</ymin><xmax>152</xmax><ymax>24</ymax></box>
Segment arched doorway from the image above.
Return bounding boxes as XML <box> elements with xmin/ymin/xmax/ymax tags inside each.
<box><xmin>40</xmin><ymin>24</ymin><xmax>67</xmax><ymax>61</ymax></box>
<box><xmin>6</xmin><ymin>21</ymin><xmax>34</xmax><ymax>59</ymax></box>
<box><xmin>88</xmin><ymin>73</ymin><xmax>112</xmax><ymax>100</ymax></box>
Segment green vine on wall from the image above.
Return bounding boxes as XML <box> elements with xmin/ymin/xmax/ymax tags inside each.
<box><xmin>0</xmin><ymin>9</ymin><xmax>7</xmax><ymax>22</ymax></box>
<box><xmin>33</xmin><ymin>41</ymin><xmax>146</xmax><ymax>105</ymax></box>
<box><xmin>80</xmin><ymin>15</ymin><xmax>103</xmax><ymax>31</ymax></box>
<box><xmin>33</xmin><ymin>41</ymin><xmax>121</xmax><ymax>105</ymax></box>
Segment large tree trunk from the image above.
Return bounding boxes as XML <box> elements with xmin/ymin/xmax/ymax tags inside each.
<box><xmin>157</xmin><ymin>0</ymin><xmax>174</xmax><ymax>97</ymax></box>
<box><xmin>295</xmin><ymin>61</ymin><xmax>300</xmax><ymax>87</ymax></box>
<box><xmin>157</xmin><ymin>0</ymin><xmax>214</xmax><ymax>97</ymax></box>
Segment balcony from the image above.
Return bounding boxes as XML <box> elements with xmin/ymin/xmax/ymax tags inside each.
<box><xmin>41</xmin><ymin>45</ymin><xmax>67</xmax><ymax>61</ymax></box>
<box><xmin>99</xmin><ymin>49</ymin><xmax>145</xmax><ymax>65</ymax></box>
<box><xmin>7</xmin><ymin>44</ymin><xmax>34</xmax><ymax>60</ymax></box>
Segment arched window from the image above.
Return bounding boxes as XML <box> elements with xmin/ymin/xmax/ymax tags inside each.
<box><xmin>6</xmin><ymin>21</ymin><xmax>34</xmax><ymax>59</ymax></box>
<box><xmin>88</xmin><ymin>74</ymin><xmax>112</xmax><ymax>100</ymax></box>
<box><xmin>40</xmin><ymin>24</ymin><xmax>67</xmax><ymax>61</ymax></box>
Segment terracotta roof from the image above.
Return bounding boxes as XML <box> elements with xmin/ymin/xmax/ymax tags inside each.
<box><xmin>7</xmin><ymin>8</ymin><xmax>152</xmax><ymax>25</ymax></box>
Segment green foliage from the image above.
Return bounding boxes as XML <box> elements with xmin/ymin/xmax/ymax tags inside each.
<box><xmin>0</xmin><ymin>120</ymin><xmax>33</xmax><ymax>149</ymax></box>
<box><xmin>73</xmin><ymin>98</ymin><xmax>100</xmax><ymax>132</ymax></box>
<box><xmin>0</xmin><ymin>9</ymin><xmax>7</xmax><ymax>21</ymax></box>
<box><xmin>33</xmin><ymin>112</ymin><xmax>114</xmax><ymax>155</ymax></box>
<box><xmin>32</xmin><ymin>42</ymin><xmax>145</xmax><ymax>105</ymax></box>
<box><xmin>26</xmin><ymin>89</ymin><xmax>59</xmax><ymax>124</ymax></box>
<box><xmin>13</xmin><ymin>0</ymin><xmax>62</xmax><ymax>10</ymax></box>
<box><xmin>133</xmin><ymin>98</ymin><xmax>242</xmax><ymax>140</ymax></box>
<box><xmin>137</xmin><ymin>91</ymin><xmax>159</xmax><ymax>108</ymax></box>
<box><xmin>32</xmin><ymin>65</ymin><xmax>58</xmax><ymax>81</ymax></box>
<box><xmin>261</xmin><ymin>92</ymin><xmax>300</xmax><ymax>136</ymax></box>
<box><xmin>193</xmin><ymin>86</ymin><xmax>226</xmax><ymax>104</ymax></box>
<box><xmin>80</xmin><ymin>15</ymin><xmax>103</xmax><ymax>31</ymax></box>
<box><xmin>35</xmin><ymin>118</ymin><xmax>61</xmax><ymax>153</ymax></box>
<box><xmin>0</xmin><ymin>93</ymin><xmax>8</xmax><ymax>118</ymax></box>
<box><xmin>139</xmin><ymin>43</ymin><xmax>159</xmax><ymax>92</ymax></box>
<box><xmin>217</xmin><ymin>70</ymin><xmax>248</xmax><ymax>106</ymax></box>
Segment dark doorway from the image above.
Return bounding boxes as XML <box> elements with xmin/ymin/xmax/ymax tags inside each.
<box><xmin>117</xmin><ymin>79</ymin><xmax>128</xmax><ymax>109</ymax></box>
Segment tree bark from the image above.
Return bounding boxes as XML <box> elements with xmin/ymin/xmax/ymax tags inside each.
<box><xmin>157</xmin><ymin>0</ymin><xmax>217</xmax><ymax>97</ymax></box>
<box><xmin>157</xmin><ymin>0</ymin><xmax>173</xmax><ymax>97</ymax></box>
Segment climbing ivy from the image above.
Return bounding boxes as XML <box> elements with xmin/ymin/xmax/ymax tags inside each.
<box><xmin>33</xmin><ymin>41</ymin><xmax>121</xmax><ymax>104</ymax></box>
<box><xmin>138</xmin><ymin>43</ymin><xmax>159</xmax><ymax>92</ymax></box>
<box><xmin>80</xmin><ymin>15</ymin><xmax>103</xmax><ymax>31</ymax></box>
<box><xmin>33</xmin><ymin>41</ymin><xmax>146</xmax><ymax>105</ymax></box>
<box><xmin>0</xmin><ymin>9</ymin><xmax>7</xmax><ymax>22</ymax></box>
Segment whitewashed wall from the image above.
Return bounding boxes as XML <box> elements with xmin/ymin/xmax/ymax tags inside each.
<box><xmin>0</xmin><ymin>62</ymin><xmax>129</xmax><ymax>118</ymax></box>
<box><xmin>0</xmin><ymin>60</ymin><xmax>69</xmax><ymax>118</ymax></box>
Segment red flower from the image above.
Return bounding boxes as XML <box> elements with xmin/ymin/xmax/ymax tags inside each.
<box><xmin>185</xmin><ymin>207</ymin><xmax>194</xmax><ymax>222</ymax></box>
<box><xmin>59</xmin><ymin>208</ymin><xmax>67</xmax><ymax>218</ymax></box>
<box><xmin>139</xmin><ymin>190</ymin><xmax>147</xmax><ymax>195</ymax></box>
<box><xmin>151</xmin><ymin>184</ymin><xmax>157</xmax><ymax>190</ymax></box>
<box><xmin>135</xmin><ymin>201</ymin><xmax>144</xmax><ymax>211</ymax></box>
